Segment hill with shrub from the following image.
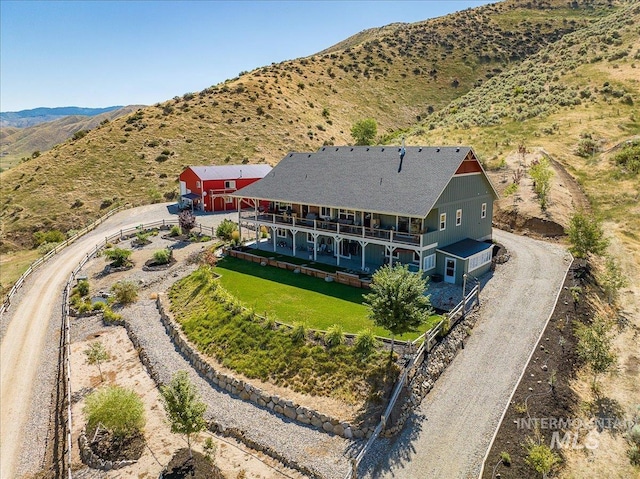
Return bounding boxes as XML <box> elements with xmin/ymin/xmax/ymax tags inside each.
<box><xmin>0</xmin><ymin>0</ymin><xmax>624</xmax><ymax>253</ymax></box>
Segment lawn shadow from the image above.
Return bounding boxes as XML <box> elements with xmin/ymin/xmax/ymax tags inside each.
<box><xmin>215</xmin><ymin>256</ymin><xmax>366</xmax><ymax>306</ymax></box>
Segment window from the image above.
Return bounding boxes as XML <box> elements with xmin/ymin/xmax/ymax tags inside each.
<box><xmin>320</xmin><ymin>206</ymin><xmax>332</xmax><ymax>218</ymax></box>
<box><xmin>307</xmin><ymin>233</ymin><xmax>314</xmax><ymax>243</ymax></box>
<box><xmin>225</xmin><ymin>196</ymin><xmax>233</xmax><ymax>204</ymax></box>
<box><xmin>413</xmin><ymin>251</ymin><xmax>421</xmax><ymax>263</ymax></box>
<box><xmin>276</xmin><ymin>202</ymin><xmax>292</xmax><ymax>212</ymax></box>
<box><xmin>468</xmin><ymin>249</ymin><xmax>492</xmax><ymax>272</ymax></box>
<box><xmin>224</xmin><ymin>180</ymin><xmax>236</xmax><ymax>189</ymax></box>
<box><xmin>339</xmin><ymin>209</ymin><xmax>355</xmax><ymax>221</ymax></box>
<box><xmin>196</xmin><ymin>180</ymin><xmax>201</xmax><ymax>188</ymax></box>
<box><xmin>277</xmin><ymin>228</ymin><xmax>287</xmax><ymax>238</ymax></box>
<box><xmin>456</xmin><ymin>209</ymin><xmax>462</xmax><ymax>227</ymax></box>
<box><xmin>423</xmin><ymin>253</ymin><xmax>436</xmax><ymax>271</ymax></box>
<box><xmin>439</xmin><ymin>213</ymin><xmax>446</xmax><ymax>231</ymax></box>
<box><xmin>481</xmin><ymin>202</ymin><xmax>487</xmax><ymax>219</ymax></box>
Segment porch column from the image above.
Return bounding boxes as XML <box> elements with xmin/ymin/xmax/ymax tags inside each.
<box><xmin>237</xmin><ymin>202</ymin><xmax>242</xmax><ymax>241</ymax></box>
<box><xmin>419</xmin><ymin>249</ymin><xmax>424</xmax><ymax>272</ymax></box>
<box><xmin>270</xmin><ymin>226</ymin><xmax>277</xmax><ymax>252</ymax></box>
<box><xmin>358</xmin><ymin>240</ymin><xmax>369</xmax><ymax>271</ymax></box>
<box><xmin>312</xmin><ymin>232</ymin><xmax>319</xmax><ymax>261</ymax></box>
<box><xmin>291</xmin><ymin>228</ymin><xmax>298</xmax><ymax>257</ymax></box>
<box><xmin>334</xmin><ymin>235</ymin><xmax>341</xmax><ymax>267</ymax></box>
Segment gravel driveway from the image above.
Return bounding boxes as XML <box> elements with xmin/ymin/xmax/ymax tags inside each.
<box><xmin>0</xmin><ymin>204</ymin><xmax>235</xmax><ymax>478</ymax></box>
<box><xmin>362</xmin><ymin>229</ymin><xmax>571</xmax><ymax>479</ymax></box>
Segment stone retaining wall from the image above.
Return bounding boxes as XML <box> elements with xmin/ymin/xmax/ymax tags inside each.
<box><xmin>78</xmin><ymin>432</ymin><xmax>137</xmax><ymax>471</ymax></box>
<box><xmin>229</xmin><ymin>249</ymin><xmax>371</xmax><ymax>289</ymax></box>
<box><xmin>155</xmin><ymin>295</ymin><xmax>374</xmax><ymax>441</ymax></box>
<box><xmin>111</xmin><ymin>316</ymin><xmax>324</xmax><ymax>479</ymax></box>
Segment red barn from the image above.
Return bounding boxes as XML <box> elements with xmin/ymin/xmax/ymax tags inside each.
<box><xmin>179</xmin><ymin>165</ymin><xmax>272</xmax><ymax>212</ymax></box>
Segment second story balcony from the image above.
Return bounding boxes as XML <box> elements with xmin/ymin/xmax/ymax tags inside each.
<box><xmin>239</xmin><ymin>210</ymin><xmax>436</xmax><ymax>247</ymax></box>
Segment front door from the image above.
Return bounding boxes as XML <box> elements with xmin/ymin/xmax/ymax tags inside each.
<box><xmin>444</xmin><ymin>257</ymin><xmax>456</xmax><ymax>284</ymax></box>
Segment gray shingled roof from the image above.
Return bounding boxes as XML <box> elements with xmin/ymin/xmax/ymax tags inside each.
<box><xmin>189</xmin><ymin>164</ymin><xmax>272</xmax><ymax>181</ymax></box>
<box><xmin>232</xmin><ymin>146</ymin><xmax>480</xmax><ymax>217</ymax></box>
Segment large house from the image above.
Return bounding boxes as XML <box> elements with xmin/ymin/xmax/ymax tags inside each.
<box><xmin>179</xmin><ymin>164</ymin><xmax>272</xmax><ymax>212</ymax></box>
<box><xmin>232</xmin><ymin>146</ymin><xmax>498</xmax><ymax>285</ymax></box>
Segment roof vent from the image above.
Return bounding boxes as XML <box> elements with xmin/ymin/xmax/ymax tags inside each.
<box><xmin>366</xmin><ymin>147</ymin><xmax>370</xmax><ymax>151</ymax></box>
<box><xmin>308</xmin><ymin>154</ymin><xmax>311</xmax><ymax>158</ymax></box>
<box><xmin>322</xmin><ymin>147</ymin><xmax>326</xmax><ymax>151</ymax></box>
<box><xmin>436</xmin><ymin>148</ymin><xmax>440</xmax><ymax>152</ymax></box>
<box><xmin>381</xmin><ymin>147</ymin><xmax>385</xmax><ymax>152</ymax></box>
<box><xmin>336</xmin><ymin>147</ymin><xmax>339</xmax><ymax>151</ymax></box>
<box><xmin>350</xmin><ymin>147</ymin><xmax>354</xmax><ymax>151</ymax></box>
<box><xmin>456</xmin><ymin>147</ymin><xmax>460</xmax><ymax>152</ymax></box>
<box><xmin>289</xmin><ymin>153</ymin><xmax>293</xmax><ymax>157</ymax></box>
<box><xmin>418</xmin><ymin>147</ymin><xmax>423</xmax><ymax>152</ymax></box>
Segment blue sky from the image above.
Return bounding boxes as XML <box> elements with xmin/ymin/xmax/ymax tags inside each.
<box><xmin>1</xmin><ymin>1</ymin><xmax>496</xmax><ymax>112</ymax></box>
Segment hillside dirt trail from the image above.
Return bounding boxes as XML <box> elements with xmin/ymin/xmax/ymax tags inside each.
<box><xmin>0</xmin><ymin>204</ymin><xmax>180</xmax><ymax>478</ymax></box>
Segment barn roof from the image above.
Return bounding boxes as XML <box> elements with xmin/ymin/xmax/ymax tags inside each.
<box><xmin>188</xmin><ymin>164</ymin><xmax>272</xmax><ymax>181</ymax></box>
<box><xmin>233</xmin><ymin>146</ymin><xmax>492</xmax><ymax>218</ymax></box>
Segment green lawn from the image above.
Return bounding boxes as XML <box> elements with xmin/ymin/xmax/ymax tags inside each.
<box><xmin>214</xmin><ymin>256</ymin><xmax>440</xmax><ymax>340</ymax></box>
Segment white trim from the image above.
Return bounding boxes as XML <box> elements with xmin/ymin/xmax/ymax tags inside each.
<box><xmin>453</xmin><ymin>171</ymin><xmax>483</xmax><ymax>177</ymax></box>
<box><xmin>444</xmin><ymin>257</ymin><xmax>456</xmax><ymax>283</ymax></box>
<box><xmin>456</xmin><ymin>209</ymin><xmax>462</xmax><ymax>227</ymax></box>
<box><xmin>224</xmin><ymin>180</ymin><xmax>236</xmax><ymax>189</ymax></box>
<box><xmin>423</xmin><ymin>253</ymin><xmax>436</xmax><ymax>271</ymax></box>
<box><xmin>481</xmin><ymin>202</ymin><xmax>487</xmax><ymax>219</ymax></box>
<box><xmin>439</xmin><ymin>213</ymin><xmax>446</xmax><ymax>231</ymax></box>
<box><xmin>423</xmin><ymin>242</ymin><xmax>438</xmax><ymax>251</ymax></box>
<box><xmin>276</xmin><ymin>228</ymin><xmax>287</xmax><ymax>238</ymax></box>
<box><xmin>468</xmin><ymin>246</ymin><xmax>494</xmax><ymax>272</ymax></box>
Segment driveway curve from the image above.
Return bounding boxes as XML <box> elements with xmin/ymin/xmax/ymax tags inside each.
<box><xmin>0</xmin><ymin>204</ymin><xmax>235</xmax><ymax>478</ymax></box>
<box><xmin>363</xmin><ymin>229</ymin><xmax>571</xmax><ymax>479</ymax></box>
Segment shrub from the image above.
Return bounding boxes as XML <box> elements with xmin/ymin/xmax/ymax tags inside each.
<box><xmin>76</xmin><ymin>279</ymin><xmax>90</xmax><ymax>297</ymax></box>
<box><xmin>216</xmin><ymin>219</ymin><xmax>238</xmax><ymax>241</ymax></box>
<box><xmin>567</xmin><ymin>211</ymin><xmax>608</xmax><ymax>258</ymax></box>
<box><xmin>613</xmin><ymin>139</ymin><xmax>640</xmax><ymax>174</ymax></box>
<box><xmin>103</xmin><ymin>247</ymin><xmax>132</xmax><ymax>267</ymax></box>
<box><xmin>524</xmin><ymin>437</ymin><xmax>560</xmax><ymax>477</ymax></box>
<box><xmin>169</xmin><ymin>225</ymin><xmax>182</xmax><ymax>237</ymax></box>
<box><xmin>153</xmin><ymin>248</ymin><xmax>172</xmax><ymax>265</ymax></box>
<box><xmin>290</xmin><ymin>322</ymin><xmax>307</xmax><ymax>343</ymax></box>
<box><xmin>529</xmin><ymin>157</ymin><xmax>553</xmax><ymax>209</ymax></box>
<box><xmin>354</xmin><ymin>329</ymin><xmax>377</xmax><ymax>359</ymax></box>
<box><xmin>84</xmin><ymin>386</ymin><xmax>145</xmax><ymax>438</ymax></box>
<box><xmin>33</xmin><ymin>229</ymin><xmax>65</xmax><ymax>246</ymax></box>
<box><xmin>38</xmin><ymin>242</ymin><xmax>59</xmax><ymax>255</ymax></box>
<box><xmin>135</xmin><ymin>230</ymin><xmax>151</xmax><ymax>244</ymax></box>
<box><xmin>231</xmin><ymin>230</ymin><xmax>241</xmax><ymax>245</ymax></box>
<box><xmin>500</xmin><ymin>451</ymin><xmax>511</xmax><ymax>466</ymax></box>
<box><xmin>324</xmin><ymin>324</ymin><xmax>345</xmax><ymax>348</ymax></box>
<box><xmin>111</xmin><ymin>281</ymin><xmax>139</xmax><ymax>305</ymax></box>
<box><xmin>102</xmin><ymin>305</ymin><xmax>122</xmax><ymax>323</ymax></box>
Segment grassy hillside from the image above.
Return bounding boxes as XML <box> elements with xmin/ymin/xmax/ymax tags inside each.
<box><xmin>0</xmin><ymin>105</ymin><xmax>142</xmax><ymax>170</ymax></box>
<box><xmin>0</xmin><ymin>0</ymin><xmax>620</xmax><ymax>254</ymax></box>
<box><xmin>397</xmin><ymin>1</ymin><xmax>640</xmax><ymax>261</ymax></box>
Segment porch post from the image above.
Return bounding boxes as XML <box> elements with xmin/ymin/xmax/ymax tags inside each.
<box><xmin>335</xmin><ymin>235</ymin><xmax>341</xmax><ymax>267</ymax></box>
<box><xmin>358</xmin><ymin>240</ymin><xmax>368</xmax><ymax>271</ymax></box>
<box><xmin>271</xmin><ymin>226</ymin><xmax>277</xmax><ymax>252</ymax></box>
<box><xmin>292</xmin><ymin>229</ymin><xmax>297</xmax><ymax>256</ymax></box>
<box><xmin>312</xmin><ymin>233</ymin><xmax>319</xmax><ymax>262</ymax></box>
<box><xmin>237</xmin><ymin>201</ymin><xmax>242</xmax><ymax>241</ymax></box>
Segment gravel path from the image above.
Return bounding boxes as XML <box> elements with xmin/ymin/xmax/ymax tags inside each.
<box><xmin>123</xmin><ymin>289</ymin><xmax>352</xmax><ymax>479</ymax></box>
<box><xmin>361</xmin><ymin>229</ymin><xmax>571</xmax><ymax>479</ymax></box>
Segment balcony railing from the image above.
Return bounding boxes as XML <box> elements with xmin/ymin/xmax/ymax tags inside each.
<box><xmin>240</xmin><ymin>211</ymin><xmax>424</xmax><ymax>246</ymax></box>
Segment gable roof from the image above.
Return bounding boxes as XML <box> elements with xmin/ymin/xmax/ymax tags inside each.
<box><xmin>188</xmin><ymin>164</ymin><xmax>272</xmax><ymax>181</ymax></box>
<box><xmin>233</xmin><ymin>146</ymin><xmax>495</xmax><ymax>217</ymax></box>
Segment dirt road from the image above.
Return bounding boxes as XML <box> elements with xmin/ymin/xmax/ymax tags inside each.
<box><xmin>364</xmin><ymin>229</ymin><xmax>571</xmax><ymax>479</ymax></box>
<box><xmin>0</xmin><ymin>204</ymin><xmax>232</xmax><ymax>478</ymax></box>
